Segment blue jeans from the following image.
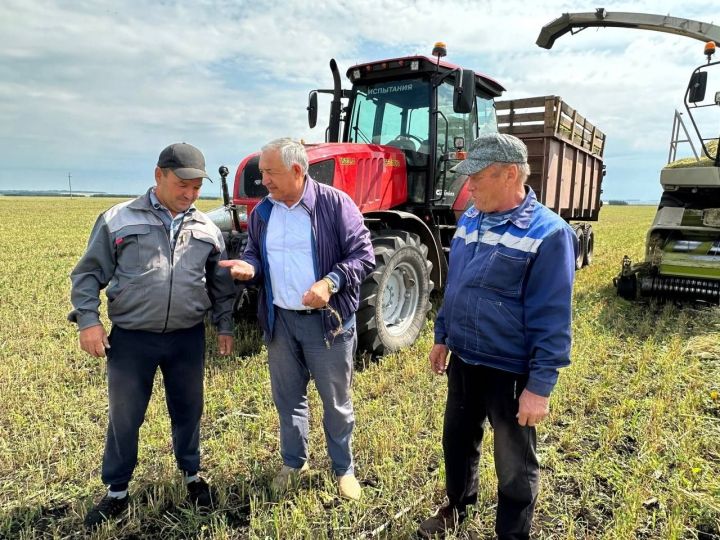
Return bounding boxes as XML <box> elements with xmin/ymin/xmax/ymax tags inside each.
<box><xmin>267</xmin><ymin>308</ymin><xmax>357</xmax><ymax>476</ymax></box>
<box><xmin>101</xmin><ymin>324</ymin><xmax>205</xmax><ymax>488</ymax></box>
<box><xmin>443</xmin><ymin>354</ymin><xmax>539</xmax><ymax>540</ymax></box>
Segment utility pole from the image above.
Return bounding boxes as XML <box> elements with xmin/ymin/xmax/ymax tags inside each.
<box><xmin>68</xmin><ymin>172</ymin><xmax>72</xmax><ymax>198</ymax></box>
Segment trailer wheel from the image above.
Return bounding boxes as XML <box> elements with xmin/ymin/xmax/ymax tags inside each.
<box><xmin>583</xmin><ymin>225</ymin><xmax>594</xmax><ymax>267</ymax></box>
<box><xmin>357</xmin><ymin>230</ymin><xmax>434</xmax><ymax>356</ymax></box>
<box><xmin>573</xmin><ymin>226</ymin><xmax>586</xmax><ymax>270</ymax></box>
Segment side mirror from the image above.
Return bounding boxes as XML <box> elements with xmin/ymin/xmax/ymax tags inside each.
<box><xmin>453</xmin><ymin>68</ymin><xmax>475</xmax><ymax>114</ymax></box>
<box><xmin>688</xmin><ymin>71</ymin><xmax>708</xmax><ymax>103</ymax></box>
<box><xmin>308</xmin><ymin>91</ymin><xmax>318</xmax><ymax>128</ymax></box>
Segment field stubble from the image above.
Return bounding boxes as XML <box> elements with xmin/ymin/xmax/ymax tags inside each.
<box><xmin>0</xmin><ymin>198</ymin><xmax>718</xmax><ymax>539</ymax></box>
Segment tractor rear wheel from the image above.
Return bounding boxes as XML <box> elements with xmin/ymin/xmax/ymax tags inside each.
<box><xmin>357</xmin><ymin>230</ymin><xmax>434</xmax><ymax>356</ymax></box>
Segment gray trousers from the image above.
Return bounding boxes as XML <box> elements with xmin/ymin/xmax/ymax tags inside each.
<box><xmin>267</xmin><ymin>308</ymin><xmax>357</xmax><ymax>476</ymax></box>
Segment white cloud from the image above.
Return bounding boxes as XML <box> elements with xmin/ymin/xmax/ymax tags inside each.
<box><xmin>0</xmin><ymin>0</ymin><xmax>718</xmax><ymax>199</ymax></box>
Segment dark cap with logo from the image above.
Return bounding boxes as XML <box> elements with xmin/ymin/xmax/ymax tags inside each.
<box><xmin>450</xmin><ymin>132</ymin><xmax>528</xmax><ymax>176</ymax></box>
<box><xmin>157</xmin><ymin>143</ymin><xmax>211</xmax><ymax>180</ymax></box>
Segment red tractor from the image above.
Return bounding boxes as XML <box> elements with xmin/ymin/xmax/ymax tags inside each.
<box><xmin>209</xmin><ymin>43</ymin><xmax>605</xmax><ymax>355</ymax></box>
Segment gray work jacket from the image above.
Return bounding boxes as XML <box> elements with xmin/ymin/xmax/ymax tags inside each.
<box><xmin>68</xmin><ymin>189</ymin><xmax>235</xmax><ymax>334</ymax></box>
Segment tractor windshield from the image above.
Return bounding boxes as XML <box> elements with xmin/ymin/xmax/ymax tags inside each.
<box><xmin>348</xmin><ymin>79</ymin><xmax>430</xmax><ymax>151</ymax></box>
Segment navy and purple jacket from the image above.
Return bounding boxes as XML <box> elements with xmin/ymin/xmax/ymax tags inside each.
<box><xmin>434</xmin><ymin>187</ymin><xmax>578</xmax><ymax>397</ymax></box>
<box><xmin>242</xmin><ymin>176</ymin><xmax>375</xmax><ymax>344</ymax></box>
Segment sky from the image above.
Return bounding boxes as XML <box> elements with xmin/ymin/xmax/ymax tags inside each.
<box><xmin>1</xmin><ymin>0</ymin><xmax>718</xmax><ymax>201</ymax></box>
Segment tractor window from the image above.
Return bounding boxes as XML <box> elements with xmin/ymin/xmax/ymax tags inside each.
<box><xmin>477</xmin><ymin>96</ymin><xmax>498</xmax><ymax>135</ymax></box>
<box><xmin>348</xmin><ymin>79</ymin><xmax>430</xmax><ymax>150</ymax></box>
<box><xmin>436</xmin><ymin>82</ymin><xmax>477</xmax><ymax>153</ymax></box>
<box><xmin>348</xmin><ymin>93</ymin><xmax>378</xmax><ymax>145</ymax></box>
<box><xmin>379</xmin><ymin>101</ymin><xmax>404</xmax><ymax>144</ymax></box>
<box><xmin>239</xmin><ymin>155</ymin><xmax>266</xmax><ymax>198</ymax></box>
<box><xmin>308</xmin><ymin>159</ymin><xmax>334</xmax><ymax>185</ymax></box>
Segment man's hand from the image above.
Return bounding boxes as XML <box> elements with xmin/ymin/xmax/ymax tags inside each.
<box><xmin>429</xmin><ymin>344</ymin><xmax>450</xmax><ymax>375</ymax></box>
<box><xmin>218</xmin><ymin>259</ymin><xmax>255</xmax><ymax>281</ymax></box>
<box><xmin>79</xmin><ymin>324</ymin><xmax>110</xmax><ymax>358</ymax></box>
<box><xmin>217</xmin><ymin>334</ymin><xmax>233</xmax><ymax>356</ymax></box>
<box><xmin>517</xmin><ymin>389</ymin><xmax>549</xmax><ymax>427</ymax></box>
<box><xmin>301</xmin><ymin>279</ymin><xmax>331</xmax><ymax>309</ymax></box>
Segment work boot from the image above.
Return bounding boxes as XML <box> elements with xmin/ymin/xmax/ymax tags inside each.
<box><xmin>83</xmin><ymin>493</ymin><xmax>129</xmax><ymax>529</ymax></box>
<box><xmin>417</xmin><ymin>503</ymin><xmax>465</xmax><ymax>538</ymax></box>
<box><xmin>186</xmin><ymin>477</ymin><xmax>216</xmax><ymax>509</ymax></box>
<box><xmin>337</xmin><ymin>474</ymin><xmax>362</xmax><ymax>500</ymax></box>
<box><xmin>270</xmin><ymin>462</ymin><xmax>310</xmax><ymax>494</ymax></box>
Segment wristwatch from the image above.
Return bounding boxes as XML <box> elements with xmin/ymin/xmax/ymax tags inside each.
<box><xmin>323</xmin><ymin>276</ymin><xmax>338</xmax><ymax>295</ymax></box>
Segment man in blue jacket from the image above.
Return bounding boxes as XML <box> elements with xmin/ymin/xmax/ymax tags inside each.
<box><xmin>220</xmin><ymin>138</ymin><xmax>374</xmax><ymax>500</ymax></box>
<box><xmin>418</xmin><ymin>133</ymin><xmax>578</xmax><ymax>539</ymax></box>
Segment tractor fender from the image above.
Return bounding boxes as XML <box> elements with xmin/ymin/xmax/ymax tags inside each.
<box><xmin>363</xmin><ymin>210</ymin><xmax>447</xmax><ymax>289</ymax></box>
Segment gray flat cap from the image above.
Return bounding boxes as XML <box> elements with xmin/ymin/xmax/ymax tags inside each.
<box><xmin>157</xmin><ymin>142</ymin><xmax>211</xmax><ymax>180</ymax></box>
<box><xmin>451</xmin><ymin>132</ymin><xmax>528</xmax><ymax>176</ymax></box>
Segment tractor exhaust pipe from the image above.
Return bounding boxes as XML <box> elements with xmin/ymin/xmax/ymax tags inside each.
<box><xmin>328</xmin><ymin>59</ymin><xmax>342</xmax><ymax>143</ymax></box>
<box><xmin>219</xmin><ymin>165</ymin><xmax>242</xmax><ymax>232</ymax></box>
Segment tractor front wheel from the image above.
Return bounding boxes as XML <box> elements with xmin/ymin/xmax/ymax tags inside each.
<box><xmin>357</xmin><ymin>230</ymin><xmax>434</xmax><ymax>356</ymax></box>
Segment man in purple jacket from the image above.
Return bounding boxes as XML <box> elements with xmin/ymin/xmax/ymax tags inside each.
<box><xmin>220</xmin><ymin>138</ymin><xmax>374</xmax><ymax>500</ymax></box>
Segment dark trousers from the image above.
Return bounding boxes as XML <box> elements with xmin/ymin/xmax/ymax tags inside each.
<box><xmin>443</xmin><ymin>354</ymin><xmax>539</xmax><ymax>540</ymax></box>
<box><xmin>101</xmin><ymin>324</ymin><xmax>205</xmax><ymax>487</ymax></box>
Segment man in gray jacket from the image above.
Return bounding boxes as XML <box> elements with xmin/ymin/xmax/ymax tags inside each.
<box><xmin>69</xmin><ymin>143</ymin><xmax>236</xmax><ymax>528</ymax></box>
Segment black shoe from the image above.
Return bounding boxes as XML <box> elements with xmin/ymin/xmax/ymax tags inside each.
<box><xmin>84</xmin><ymin>493</ymin><xmax>129</xmax><ymax>528</ymax></box>
<box><xmin>186</xmin><ymin>477</ymin><xmax>216</xmax><ymax>509</ymax></box>
<box><xmin>417</xmin><ymin>503</ymin><xmax>465</xmax><ymax>538</ymax></box>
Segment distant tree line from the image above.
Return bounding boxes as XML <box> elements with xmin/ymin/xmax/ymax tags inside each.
<box><xmin>606</xmin><ymin>200</ymin><xmax>629</xmax><ymax>206</ymax></box>
<box><xmin>0</xmin><ymin>190</ymin><xmax>220</xmax><ymax>200</ymax></box>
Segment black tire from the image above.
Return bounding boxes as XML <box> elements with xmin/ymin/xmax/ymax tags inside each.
<box><xmin>357</xmin><ymin>230</ymin><xmax>434</xmax><ymax>356</ymax></box>
<box><xmin>583</xmin><ymin>225</ymin><xmax>594</xmax><ymax>267</ymax></box>
<box><xmin>574</xmin><ymin>225</ymin><xmax>585</xmax><ymax>270</ymax></box>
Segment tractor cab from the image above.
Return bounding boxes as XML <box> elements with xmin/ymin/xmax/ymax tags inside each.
<box><xmin>228</xmin><ymin>46</ymin><xmax>504</xmax><ymax>226</ymax></box>
<box><xmin>341</xmin><ymin>53</ymin><xmax>503</xmax><ymax>208</ymax></box>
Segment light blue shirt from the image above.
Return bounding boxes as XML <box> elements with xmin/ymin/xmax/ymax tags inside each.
<box><xmin>266</xmin><ymin>182</ymin><xmax>317</xmax><ymax>310</ymax></box>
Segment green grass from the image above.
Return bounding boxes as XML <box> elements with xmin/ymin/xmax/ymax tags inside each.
<box><xmin>0</xmin><ymin>197</ymin><xmax>718</xmax><ymax>539</ymax></box>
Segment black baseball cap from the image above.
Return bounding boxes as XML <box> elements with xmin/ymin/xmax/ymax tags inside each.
<box><xmin>157</xmin><ymin>143</ymin><xmax>211</xmax><ymax>180</ymax></box>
